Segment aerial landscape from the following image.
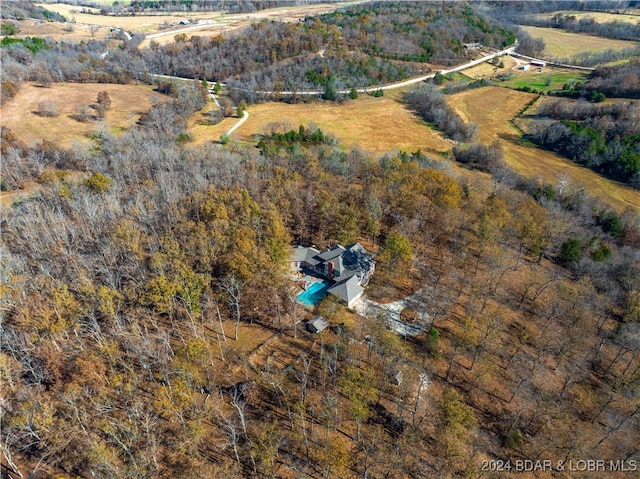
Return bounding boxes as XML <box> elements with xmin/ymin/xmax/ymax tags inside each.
<box><xmin>1</xmin><ymin>0</ymin><xmax>640</xmax><ymax>478</ymax></box>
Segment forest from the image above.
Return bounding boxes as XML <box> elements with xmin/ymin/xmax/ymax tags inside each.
<box><xmin>0</xmin><ymin>1</ymin><xmax>515</xmax><ymax>104</ymax></box>
<box><xmin>523</xmin><ymin>96</ymin><xmax>640</xmax><ymax>187</ymax></box>
<box><xmin>1</xmin><ymin>1</ymin><xmax>640</xmax><ymax>478</ymax></box>
<box><xmin>2</xmin><ymin>78</ymin><xmax>640</xmax><ymax>478</ymax></box>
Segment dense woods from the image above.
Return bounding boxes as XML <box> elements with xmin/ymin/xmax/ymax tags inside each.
<box><xmin>523</xmin><ymin>98</ymin><xmax>640</xmax><ymax>187</ymax></box>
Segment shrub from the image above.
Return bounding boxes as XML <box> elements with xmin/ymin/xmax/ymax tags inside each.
<box><xmin>36</xmin><ymin>100</ymin><xmax>59</xmax><ymax>117</ymax></box>
<box><xmin>84</xmin><ymin>172</ymin><xmax>112</xmax><ymax>194</ymax></box>
<box><xmin>1</xmin><ymin>22</ymin><xmax>19</xmax><ymax>35</ymax></box>
<box><xmin>560</xmin><ymin>238</ymin><xmax>581</xmax><ymax>263</ymax></box>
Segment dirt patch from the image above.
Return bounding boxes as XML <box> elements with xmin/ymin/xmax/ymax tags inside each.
<box><xmin>447</xmin><ymin>86</ymin><xmax>640</xmax><ymax>213</ymax></box>
<box><xmin>1</xmin><ymin>82</ymin><xmax>165</xmax><ymax>148</ymax></box>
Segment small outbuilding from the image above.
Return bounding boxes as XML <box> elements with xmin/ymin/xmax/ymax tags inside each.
<box><xmin>307</xmin><ymin>316</ymin><xmax>329</xmax><ymax>333</ymax></box>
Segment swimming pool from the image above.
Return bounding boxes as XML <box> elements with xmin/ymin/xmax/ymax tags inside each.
<box><xmin>297</xmin><ymin>280</ymin><xmax>332</xmax><ymax>306</ymax></box>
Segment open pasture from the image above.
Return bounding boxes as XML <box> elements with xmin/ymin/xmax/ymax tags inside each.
<box><xmin>520</xmin><ymin>25</ymin><xmax>639</xmax><ymax>58</ymax></box>
<box><xmin>447</xmin><ymin>86</ymin><xmax>640</xmax><ymax>213</ymax></box>
<box><xmin>208</xmin><ymin>94</ymin><xmax>453</xmax><ymax>156</ymax></box>
<box><xmin>0</xmin><ymin>82</ymin><xmax>165</xmax><ymax>148</ymax></box>
<box><xmin>535</xmin><ymin>10</ymin><xmax>640</xmax><ymax>24</ymax></box>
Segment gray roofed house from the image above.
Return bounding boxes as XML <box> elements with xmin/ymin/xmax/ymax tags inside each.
<box><xmin>288</xmin><ymin>243</ymin><xmax>375</xmax><ymax>308</ymax></box>
<box><xmin>327</xmin><ymin>275</ymin><xmax>364</xmax><ymax>308</ymax></box>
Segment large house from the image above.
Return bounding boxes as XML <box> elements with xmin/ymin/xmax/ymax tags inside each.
<box><xmin>290</xmin><ymin>243</ymin><xmax>375</xmax><ymax>308</ymax></box>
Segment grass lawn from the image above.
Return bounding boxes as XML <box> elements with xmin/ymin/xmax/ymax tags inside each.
<box><xmin>496</xmin><ymin>70</ymin><xmax>589</xmax><ymax>92</ymax></box>
<box><xmin>520</xmin><ymin>25</ymin><xmax>639</xmax><ymax>58</ymax></box>
<box><xmin>447</xmin><ymin>86</ymin><xmax>640</xmax><ymax>213</ymax></box>
<box><xmin>0</xmin><ymin>82</ymin><xmax>165</xmax><ymax>148</ymax></box>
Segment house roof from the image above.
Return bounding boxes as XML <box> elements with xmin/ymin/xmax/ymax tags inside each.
<box><xmin>307</xmin><ymin>316</ymin><xmax>329</xmax><ymax>333</ymax></box>
<box><xmin>328</xmin><ymin>275</ymin><xmax>363</xmax><ymax>305</ymax></box>
<box><xmin>316</xmin><ymin>244</ymin><xmax>346</xmax><ymax>262</ymax></box>
<box><xmin>290</xmin><ymin>245</ymin><xmax>309</xmax><ymax>263</ymax></box>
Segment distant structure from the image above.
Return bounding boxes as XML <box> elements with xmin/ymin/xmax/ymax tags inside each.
<box><xmin>290</xmin><ymin>243</ymin><xmax>375</xmax><ymax>308</ymax></box>
<box><xmin>519</xmin><ymin>63</ymin><xmax>530</xmax><ymax>71</ymax></box>
<box><xmin>464</xmin><ymin>42</ymin><xmax>481</xmax><ymax>50</ymax></box>
<box><xmin>531</xmin><ymin>60</ymin><xmax>546</xmax><ymax>67</ymax></box>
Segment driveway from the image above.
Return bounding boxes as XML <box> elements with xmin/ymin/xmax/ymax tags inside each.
<box><xmin>354</xmin><ymin>290</ymin><xmax>428</xmax><ymax>337</ymax></box>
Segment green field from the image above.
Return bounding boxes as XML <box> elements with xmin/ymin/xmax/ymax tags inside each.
<box><xmin>495</xmin><ymin>71</ymin><xmax>589</xmax><ymax>92</ymax></box>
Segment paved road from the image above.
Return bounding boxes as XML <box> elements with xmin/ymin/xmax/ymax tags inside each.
<box><xmin>252</xmin><ymin>45</ymin><xmax>517</xmax><ymax>96</ymax></box>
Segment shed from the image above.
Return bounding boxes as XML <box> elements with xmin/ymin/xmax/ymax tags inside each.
<box><xmin>307</xmin><ymin>316</ymin><xmax>329</xmax><ymax>333</ymax></box>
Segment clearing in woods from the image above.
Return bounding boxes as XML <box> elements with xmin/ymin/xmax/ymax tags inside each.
<box><xmin>447</xmin><ymin>86</ymin><xmax>640</xmax><ymax>213</ymax></box>
<box><xmin>534</xmin><ymin>10</ymin><xmax>640</xmax><ymax>24</ymax></box>
<box><xmin>0</xmin><ymin>82</ymin><xmax>165</xmax><ymax>148</ymax></box>
<box><xmin>519</xmin><ymin>25</ymin><xmax>639</xmax><ymax>58</ymax></box>
<box><xmin>191</xmin><ymin>93</ymin><xmax>452</xmax><ymax>156</ymax></box>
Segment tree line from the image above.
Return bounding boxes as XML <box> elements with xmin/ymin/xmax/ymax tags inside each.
<box><xmin>524</xmin><ymin>98</ymin><xmax>640</xmax><ymax>187</ymax></box>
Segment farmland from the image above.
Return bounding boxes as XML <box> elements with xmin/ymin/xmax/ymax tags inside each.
<box><xmin>520</xmin><ymin>25</ymin><xmax>639</xmax><ymax>57</ymax></box>
<box><xmin>36</xmin><ymin>2</ymin><xmax>351</xmax><ymax>47</ymax></box>
<box><xmin>534</xmin><ymin>10</ymin><xmax>640</xmax><ymax>24</ymax></box>
<box><xmin>447</xmin><ymin>86</ymin><xmax>640</xmax><ymax>213</ymax></box>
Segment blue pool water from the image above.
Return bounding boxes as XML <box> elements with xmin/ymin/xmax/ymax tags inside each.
<box><xmin>297</xmin><ymin>280</ymin><xmax>332</xmax><ymax>306</ymax></box>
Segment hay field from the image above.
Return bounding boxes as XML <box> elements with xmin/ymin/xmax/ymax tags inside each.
<box><xmin>447</xmin><ymin>86</ymin><xmax>640</xmax><ymax>213</ymax></box>
<box><xmin>535</xmin><ymin>10</ymin><xmax>640</xmax><ymax>24</ymax></box>
<box><xmin>520</xmin><ymin>26</ymin><xmax>639</xmax><ymax>58</ymax></box>
<box><xmin>38</xmin><ymin>2</ymin><xmax>347</xmax><ymax>44</ymax></box>
<box><xmin>36</xmin><ymin>3</ymin><xmax>224</xmax><ymax>32</ymax></box>
<box><xmin>198</xmin><ymin>95</ymin><xmax>452</xmax><ymax>155</ymax></box>
<box><xmin>7</xmin><ymin>18</ymin><xmax>115</xmax><ymax>42</ymax></box>
<box><xmin>1</xmin><ymin>82</ymin><xmax>165</xmax><ymax>148</ymax></box>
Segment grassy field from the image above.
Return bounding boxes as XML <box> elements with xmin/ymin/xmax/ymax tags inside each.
<box><xmin>0</xmin><ymin>82</ymin><xmax>165</xmax><ymax>148</ymax></box>
<box><xmin>447</xmin><ymin>86</ymin><xmax>640</xmax><ymax>213</ymax></box>
<box><xmin>191</xmin><ymin>94</ymin><xmax>453</xmax><ymax>156</ymax></box>
<box><xmin>520</xmin><ymin>25</ymin><xmax>639</xmax><ymax>58</ymax></box>
<box><xmin>460</xmin><ymin>55</ymin><xmax>519</xmax><ymax>79</ymax></box>
<box><xmin>5</xmin><ymin>18</ymin><xmax>115</xmax><ymax>42</ymax></box>
<box><xmin>535</xmin><ymin>10</ymin><xmax>640</xmax><ymax>24</ymax></box>
<box><xmin>496</xmin><ymin>69</ymin><xmax>589</xmax><ymax>92</ymax></box>
<box><xmin>36</xmin><ymin>3</ymin><xmax>348</xmax><ymax>46</ymax></box>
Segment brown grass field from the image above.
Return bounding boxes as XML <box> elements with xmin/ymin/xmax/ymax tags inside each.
<box><xmin>535</xmin><ymin>10</ymin><xmax>640</xmax><ymax>24</ymax></box>
<box><xmin>4</xmin><ymin>18</ymin><xmax>115</xmax><ymax>42</ymax></box>
<box><xmin>460</xmin><ymin>55</ymin><xmax>518</xmax><ymax>79</ymax></box>
<box><xmin>36</xmin><ymin>3</ymin><xmax>350</xmax><ymax>47</ymax></box>
<box><xmin>0</xmin><ymin>82</ymin><xmax>165</xmax><ymax>148</ymax></box>
<box><xmin>520</xmin><ymin>26</ymin><xmax>639</xmax><ymax>58</ymax></box>
<box><xmin>190</xmin><ymin>93</ymin><xmax>452</xmax><ymax>156</ymax></box>
<box><xmin>447</xmin><ymin>86</ymin><xmax>640</xmax><ymax>213</ymax></box>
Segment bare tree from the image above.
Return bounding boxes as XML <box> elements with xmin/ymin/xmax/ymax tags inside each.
<box><xmin>219</xmin><ymin>274</ymin><xmax>244</xmax><ymax>340</ymax></box>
